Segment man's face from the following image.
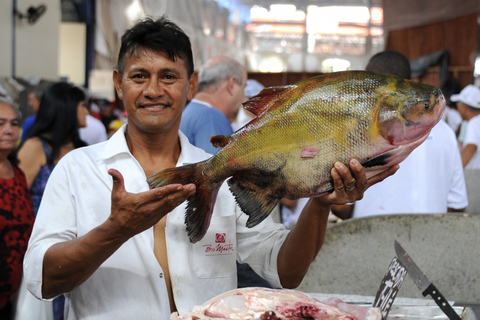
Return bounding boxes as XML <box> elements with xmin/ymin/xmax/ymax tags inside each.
<box><xmin>113</xmin><ymin>48</ymin><xmax>197</xmax><ymax>134</ymax></box>
<box><xmin>457</xmin><ymin>102</ymin><xmax>469</xmax><ymax>120</ymax></box>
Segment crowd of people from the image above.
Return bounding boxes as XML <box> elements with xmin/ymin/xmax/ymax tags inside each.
<box><xmin>0</xmin><ymin>14</ymin><xmax>479</xmax><ymax>320</ymax></box>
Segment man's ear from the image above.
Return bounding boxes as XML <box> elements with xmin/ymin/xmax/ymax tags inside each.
<box><xmin>113</xmin><ymin>69</ymin><xmax>123</xmax><ymax>100</ymax></box>
<box><xmin>226</xmin><ymin>76</ymin><xmax>237</xmax><ymax>95</ymax></box>
<box><xmin>187</xmin><ymin>71</ymin><xmax>198</xmax><ymax>100</ymax></box>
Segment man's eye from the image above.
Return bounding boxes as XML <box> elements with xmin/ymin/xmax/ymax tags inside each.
<box><xmin>132</xmin><ymin>74</ymin><xmax>145</xmax><ymax>79</ymax></box>
<box><xmin>163</xmin><ymin>74</ymin><xmax>176</xmax><ymax>82</ymax></box>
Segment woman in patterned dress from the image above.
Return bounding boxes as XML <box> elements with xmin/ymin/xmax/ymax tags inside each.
<box><xmin>0</xmin><ymin>98</ymin><xmax>34</xmax><ymax>319</ymax></box>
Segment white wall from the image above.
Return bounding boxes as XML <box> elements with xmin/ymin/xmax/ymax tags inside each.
<box><xmin>59</xmin><ymin>23</ymin><xmax>86</xmax><ymax>85</ymax></box>
<box><xmin>0</xmin><ymin>1</ymin><xmax>13</xmax><ymax>78</ymax></box>
<box><xmin>0</xmin><ymin>0</ymin><xmax>61</xmax><ymax>81</ymax></box>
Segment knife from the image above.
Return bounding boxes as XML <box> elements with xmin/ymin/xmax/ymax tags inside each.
<box><xmin>394</xmin><ymin>240</ymin><xmax>461</xmax><ymax>320</ymax></box>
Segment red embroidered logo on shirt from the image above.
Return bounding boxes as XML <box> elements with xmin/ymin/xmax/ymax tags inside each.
<box><xmin>215</xmin><ymin>233</ymin><xmax>226</xmax><ymax>243</ymax></box>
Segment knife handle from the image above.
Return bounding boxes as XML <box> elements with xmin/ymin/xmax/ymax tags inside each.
<box><xmin>423</xmin><ymin>283</ymin><xmax>462</xmax><ymax>320</ymax></box>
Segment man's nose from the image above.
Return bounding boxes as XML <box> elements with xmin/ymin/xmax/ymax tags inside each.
<box><xmin>144</xmin><ymin>79</ymin><xmax>165</xmax><ymax>98</ymax></box>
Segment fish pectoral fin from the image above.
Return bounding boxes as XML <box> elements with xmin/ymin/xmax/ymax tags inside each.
<box><xmin>227</xmin><ymin>178</ymin><xmax>279</xmax><ymax>228</ymax></box>
<box><xmin>361</xmin><ymin>153</ymin><xmax>391</xmax><ymax>168</ymax></box>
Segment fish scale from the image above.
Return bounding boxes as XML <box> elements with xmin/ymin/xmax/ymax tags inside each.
<box><xmin>148</xmin><ymin>70</ymin><xmax>445</xmax><ymax>243</ymax></box>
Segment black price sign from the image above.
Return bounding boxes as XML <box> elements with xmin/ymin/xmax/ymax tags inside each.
<box><xmin>372</xmin><ymin>257</ymin><xmax>407</xmax><ymax>320</ymax></box>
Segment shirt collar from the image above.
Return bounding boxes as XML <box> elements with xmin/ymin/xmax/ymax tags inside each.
<box><xmin>98</xmin><ymin>124</ymin><xmax>210</xmax><ymax>166</ymax></box>
<box><xmin>99</xmin><ymin>124</ymin><xmax>130</xmax><ymax>160</ymax></box>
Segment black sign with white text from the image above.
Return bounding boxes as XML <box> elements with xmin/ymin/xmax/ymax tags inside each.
<box><xmin>372</xmin><ymin>257</ymin><xmax>408</xmax><ymax>319</ymax></box>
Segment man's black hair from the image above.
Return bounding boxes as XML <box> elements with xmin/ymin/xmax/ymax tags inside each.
<box><xmin>117</xmin><ymin>16</ymin><xmax>194</xmax><ymax>77</ymax></box>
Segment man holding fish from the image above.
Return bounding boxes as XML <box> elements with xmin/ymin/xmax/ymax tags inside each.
<box><xmin>23</xmin><ymin>16</ymin><xmax>399</xmax><ymax>319</ymax></box>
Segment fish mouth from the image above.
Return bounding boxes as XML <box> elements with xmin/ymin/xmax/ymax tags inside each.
<box><xmin>393</xmin><ymin>91</ymin><xmax>446</xmax><ymax>145</ymax></box>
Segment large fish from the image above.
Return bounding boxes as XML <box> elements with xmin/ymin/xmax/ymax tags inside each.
<box><xmin>148</xmin><ymin>71</ymin><xmax>445</xmax><ymax>243</ymax></box>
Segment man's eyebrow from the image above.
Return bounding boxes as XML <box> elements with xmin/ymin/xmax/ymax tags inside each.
<box><xmin>127</xmin><ymin>67</ymin><xmax>182</xmax><ymax>75</ymax></box>
<box><xmin>128</xmin><ymin>67</ymin><xmax>148</xmax><ymax>73</ymax></box>
<box><xmin>159</xmin><ymin>68</ymin><xmax>182</xmax><ymax>75</ymax></box>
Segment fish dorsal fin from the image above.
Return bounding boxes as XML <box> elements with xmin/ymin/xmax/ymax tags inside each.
<box><xmin>243</xmin><ymin>85</ymin><xmax>294</xmax><ymax>117</ymax></box>
<box><xmin>227</xmin><ymin>178</ymin><xmax>279</xmax><ymax>227</ymax></box>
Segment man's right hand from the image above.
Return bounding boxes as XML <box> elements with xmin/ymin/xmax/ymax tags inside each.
<box><xmin>108</xmin><ymin>168</ymin><xmax>196</xmax><ymax>239</ymax></box>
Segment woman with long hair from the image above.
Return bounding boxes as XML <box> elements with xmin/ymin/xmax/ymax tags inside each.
<box><xmin>17</xmin><ymin>82</ymin><xmax>88</xmax><ymax>320</ymax></box>
<box><xmin>0</xmin><ymin>98</ymin><xmax>35</xmax><ymax>319</ymax></box>
<box><xmin>18</xmin><ymin>82</ymin><xmax>88</xmax><ymax>215</ymax></box>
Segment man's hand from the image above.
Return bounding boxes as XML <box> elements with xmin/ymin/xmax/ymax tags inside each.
<box><xmin>313</xmin><ymin>159</ymin><xmax>399</xmax><ymax>206</ymax></box>
<box><xmin>108</xmin><ymin>168</ymin><xmax>196</xmax><ymax>239</ymax></box>
<box><xmin>278</xmin><ymin>159</ymin><xmax>398</xmax><ymax>288</ymax></box>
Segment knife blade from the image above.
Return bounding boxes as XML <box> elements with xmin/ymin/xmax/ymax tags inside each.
<box><xmin>394</xmin><ymin>240</ymin><xmax>461</xmax><ymax>320</ymax></box>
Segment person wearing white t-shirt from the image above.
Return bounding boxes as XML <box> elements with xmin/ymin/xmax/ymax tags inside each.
<box><xmin>351</xmin><ymin>119</ymin><xmax>468</xmax><ymax>217</ymax></box>
<box><xmin>442</xmin><ymin>105</ymin><xmax>463</xmax><ymax>137</ymax></box>
<box><xmin>451</xmin><ymin>84</ymin><xmax>480</xmax><ymax>169</ymax></box>
<box><xmin>79</xmin><ymin>113</ymin><xmax>108</xmax><ymax>145</ymax></box>
<box><xmin>332</xmin><ymin>50</ymin><xmax>468</xmax><ymax>219</ymax></box>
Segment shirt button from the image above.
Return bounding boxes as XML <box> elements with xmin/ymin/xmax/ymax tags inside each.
<box><xmin>159</xmin><ymin>273</ymin><xmax>164</xmax><ymax>278</ymax></box>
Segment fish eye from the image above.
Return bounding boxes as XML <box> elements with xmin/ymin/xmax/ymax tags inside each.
<box><xmin>423</xmin><ymin>102</ymin><xmax>430</xmax><ymax>110</ymax></box>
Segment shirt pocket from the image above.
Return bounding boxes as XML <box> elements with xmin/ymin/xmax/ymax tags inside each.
<box><xmin>191</xmin><ymin>215</ymin><xmax>237</xmax><ymax>278</ymax></box>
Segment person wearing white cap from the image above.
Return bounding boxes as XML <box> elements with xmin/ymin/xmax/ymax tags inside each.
<box><xmin>451</xmin><ymin>84</ymin><xmax>480</xmax><ymax>169</ymax></box>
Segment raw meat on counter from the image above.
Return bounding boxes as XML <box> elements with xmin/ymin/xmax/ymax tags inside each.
<box><xmin>171</xmin><ymin>287</ymin><xmax>381</xmax><ymax>319</ymax></box>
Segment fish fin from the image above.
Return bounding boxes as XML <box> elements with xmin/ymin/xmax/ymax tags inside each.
<box><xmin>227</xmin><ymin>178</ymin><xmax>279</xmax><ymax>227</ymax></box>
<box><xmin>210</xmin><ymin>135</ymin><xmax>230</xmax><ymax>148</ymax></box>
<box><xmin>361</xmin><ymin>153</ymin><xmax>391</xmax><ymax>168</ymax></box>
<box><xmin>147</xmin><ymin>162</ymin><xmax>219</xmax><ymax>243</ymax></box>
<box><xmin>243</xmin><ymin>86</ymin><xmax>294</xmax><ymax>117</ymax></box>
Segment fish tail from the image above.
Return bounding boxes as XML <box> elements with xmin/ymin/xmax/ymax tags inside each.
<box><xmin>147</xmin><ymin>163</ymin><xmax>199</xmax><ymax>189</ymax></box>
<box><xmin>147</xmin><ymin>163</ymin><xmax>220</xmax><ymax>243</ymax></box>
